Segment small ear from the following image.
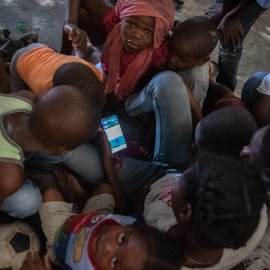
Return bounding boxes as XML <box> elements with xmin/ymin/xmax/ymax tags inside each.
<box><xmin>198</xmin><ymin>56</ymin><xmax>210</xmax><ymax>66</ymax></box>
<box><xmin>178</xmin><ymin>203</ymin><xmax>192</xmax><ymax>222</ymax></box>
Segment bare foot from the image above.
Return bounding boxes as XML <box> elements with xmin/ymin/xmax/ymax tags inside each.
<box><xmin>55</xmin><ymin>169</ymin><xmax>90</xmax><ymax>210</ymax></box>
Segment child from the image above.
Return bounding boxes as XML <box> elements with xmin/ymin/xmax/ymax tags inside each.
<box><xmin>62</xmin><ymin>0</ymin><xmax>175</xmax><ymax>100</ymax></box>
<box><xmin>0</xmin><ymin>85</ymin><xmax>102</xmax><ymax>219</ymax></box>
<box><xmin>7</xmin><ymin>38</ymin><xmax>105</xmax><ymax>108</ymax></box>
<box><xmin>194</xmin><ymin>106</ymin><xmax>258</xmax><ymax>159</ymax></box>
<box><xmin>166</xmin><ymin>16</ymin><xmax>219</xmax><ymax>108</ymax></box>
<box><xmin>39</xmin><ymin>130</ymin><xmax>182</xmax><ymax>270</ymax></box>
<box><xmin>171</xmin><ymin>154</ymin><xmax>267</xmax><ymax>269</ymax></box>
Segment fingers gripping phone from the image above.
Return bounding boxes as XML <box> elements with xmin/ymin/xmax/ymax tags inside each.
<box><xmin>101</xmin><ymin>115</ymin><xmax>127</xmax><ymax>153</ymax></box>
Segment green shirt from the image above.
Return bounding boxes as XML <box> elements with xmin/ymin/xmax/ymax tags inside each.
<box><xmin>0</xmin><ymin>94</ymin><xmax>33</xmax><ymax>166</ymax></box>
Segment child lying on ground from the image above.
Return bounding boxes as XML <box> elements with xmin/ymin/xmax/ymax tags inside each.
<box><xmin>62</xmin><ymin>0</ymin><xmax>175</xmax><ymax>100</ymax></box>
<box><xmin>39</xmin><ymin>130</ymin><xmax>182</xmax><ymax>270</ymax></box>
<box><xmin>2</xmin><ymin>37</ymin><xmax>105</xmax><ymax>108</ymax></box>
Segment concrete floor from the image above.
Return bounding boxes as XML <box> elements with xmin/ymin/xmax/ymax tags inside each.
<box><xmin>0</xmin><ymin>0</ymin><xmax>270</xmax><ymax>96</ymax></box>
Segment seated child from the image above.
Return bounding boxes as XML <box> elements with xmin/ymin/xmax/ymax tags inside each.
<box><xmin>194</xmin><ymin>106</ymin><xmax>258</xmax><ymax>159</ymax></box>
<box><xmin>62</xmin><ymin>0</ymin><xmax>175</xmax><ymax>100</ymax></box>
<box><xmin>141</xmin><ymin>154</ymin><xmax>268</xmax><ymax>269</ymax></box>
<box><xmin>165</xmin><ymin>16</ymin><xmax>219</xmax><ymax>108</ymax></box>
<box><xmin>171</xmin><ymin>154</ymin><xmax>267</xmax><ymax>269</ymax></box>
<box><xmin>39</xmin><ymin>130</ymin><xmax>182</xmax><ymax>270</ymax></box>
<box><xmin>8</xmin><ymin>38</ymin><xmax>105</xmax><ymax>108</ymax></box>
<box><xmin>0</xmin><ymin>85</ymin><xmax>102</xmax><ymax>218</ymax></box>
<box><xmin>241</xmin><ymin>72</ymin><xmax>270</xmax><ymax>127</ymax></box>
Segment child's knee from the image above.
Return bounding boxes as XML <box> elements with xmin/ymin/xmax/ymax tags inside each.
<box><xmin>1</xmin><ymin>179</ymin><xmax>42</xmax><ymax>218</ymax></box>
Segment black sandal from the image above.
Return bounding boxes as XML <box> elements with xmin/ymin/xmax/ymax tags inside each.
<box><xmin>0</xmin><ymin>29</ymin><xmax>11</xmax><ymax>45</ymax></box>
<box><xmin>0</xmin><ymin>33</ymin><xmax>38</xmax><ymax>62</ymax></box>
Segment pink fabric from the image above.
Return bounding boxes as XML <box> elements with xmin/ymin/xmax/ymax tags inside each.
<box><xmin>102</xmin><ymin>0</ymin><xmax>174</xmax><ymax>100</ymax></box>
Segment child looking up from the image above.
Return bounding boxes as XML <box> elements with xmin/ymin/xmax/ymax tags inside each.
<box><xmin>62</xmin><ymin>0</ymin><xmax>175</xmax><ymax>100</ymax></box>
<box><xmin>39</xmin><ymin>130</ymin><xmax>182</xmax><ymax>270</ymax></box>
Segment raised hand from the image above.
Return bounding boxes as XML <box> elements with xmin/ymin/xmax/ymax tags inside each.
<box><xmin>64</xmin><ymin>23</ymin><xmax>88</xmax><ymax>51</ymax></box>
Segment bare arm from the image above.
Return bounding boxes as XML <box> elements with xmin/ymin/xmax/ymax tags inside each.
<box><xmin>206</xmin><ymin>0</ymin><xmax>260</xmax><ymax>50</ymax></box>
<box><xmin>208</xmin><ymin>78</ymin><xmax>235</xmax><ymax>99</ymax></box>
<box><xmin>185</xmin><ymin>84</ymin><xmax>202</xmax><ymax>129</ymax></box>
<box><xmin>11</xmin><ymin>90</ymin><xmax>38</xmax><ymax>103</ymax></box>
<box><xmin>20</xmin><ymin>252</ymin><xmax>52</xmax><ymax>270</ymax></box>
<box><xmin>64</xmin><ymin>0</ymin><xmax>113</xmax><ymax>50</ymax></box>
<box><xmin>97</xmin><ymin>129</ymin><xmax>130</xmax><ymax>215</ymax></box>
<box><xmin>0</xmin><ymin>57</ymin><xmax>11</xmax><ymax>94</ymax></box>
<box><xmin>0</xmin><ymin>162</ymin><xmax>25</xmax><ymax>207</ymax></box>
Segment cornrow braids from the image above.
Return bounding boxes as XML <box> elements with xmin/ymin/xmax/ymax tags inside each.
<box><xmin>261</xmin><ymin>125</ymin><xmax>270</xmax><ymax>181</ymax></box>
<box><xmin>183</xmin><ymin>154</ymin><xmax>266</xmax><ymax>249</ymax></box>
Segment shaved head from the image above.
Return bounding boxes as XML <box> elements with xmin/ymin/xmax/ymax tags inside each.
<box><xmin>28</xmin><ymin>85</ymin><xmax>101</xmax><ymax>153</ymax></box>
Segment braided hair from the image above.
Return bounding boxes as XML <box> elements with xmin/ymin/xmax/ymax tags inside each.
<box><xmin>182</xmin><ymin>154</ymin><xmax>266</xmax><ymax>249</ymax></box>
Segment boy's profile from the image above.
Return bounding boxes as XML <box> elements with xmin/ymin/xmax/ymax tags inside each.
<box><xmin>0</xmin><ymin>85</ymin><xmax>102</xmax><ymax>218</ymax></box>
<box><xmin>167</xmin><ymin>16</ymin><xmax>219</xmax><ymax>108</ymax></box>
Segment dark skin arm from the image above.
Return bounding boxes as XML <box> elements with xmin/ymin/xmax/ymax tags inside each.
<box><xmin>206</xmin><ymin>0</ymin><xmax>260</xmax><ymax>51</ymax></box>
<box><xmin>97</xmin><ymin>129</ymin><xmax>130</xmax><ymax>215</ymax></box>
<box><xmin>0</xmin><ymin>162</ymin><xmax>25</xmax><ymax>208</ymax></box>
<box><xmin>20</xmin><ymin>252</ymin><xmax>53</xmax><ymax>270</ymax></box>
<box><xmin>185</xmin><ymin>84</ymin><xmax>202</xmax><ymax>130</ymax></box>
<box><xmin>64</xmin><ymin>0</ymin><xmax>113</xmax><ymax>50</ymax></box>
<box><xmin>10</xmin><ymin>90</ymin><xmax>38</xmax><ymax>103</ymax></box>
<box><xmin>0</xmin><ymin>57</ymin><xmax>11</xmax><ymax>94</ymax></box>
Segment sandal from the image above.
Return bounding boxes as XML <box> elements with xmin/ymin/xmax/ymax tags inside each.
<box><xmin>18</xmin><ymin>33</ymin><xmax>38</xmax><ymax>46</ymax></box>
<box><xmin>0</xmin><ymin>33</ymin><xmax>38</xmax><ymax>62</ymax></box>
<box><xmin>0</xmin><ymin>29</ymin><xmax>11</xmax><ymax>45</ymax></box>
<box><xmin>173</xmin><ymin>0</ymin><xmax>184</xmax><ymax>10</ymax></box>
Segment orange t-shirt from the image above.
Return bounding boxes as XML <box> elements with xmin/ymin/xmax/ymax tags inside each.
<box><xmin>17</xmin><ymin>46</ymin><xmax>104</xmax><ymax>96</ymax></box>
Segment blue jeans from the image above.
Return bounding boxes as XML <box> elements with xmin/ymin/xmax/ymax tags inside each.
<box><xmin>241</xmin><ymin>71</ymin><xmax>268</xmax><ymax>110</ymax></box>
<box><xmin>64</xmin><ymin>71</ymin><xmax>193</xmax><ymax>200</ymax></box>
<box><xmin>0</xmin><ymin>179</ymin><xmax>42</xmax><ymax>218</ymax></box>
<box><xmin>215</xmin><ymin>1</ymin><xmax>267</xmax><ymax>91</ymax></box>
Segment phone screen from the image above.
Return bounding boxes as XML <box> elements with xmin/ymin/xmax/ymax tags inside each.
<box><xmin>101</xmin><ymin>115</ymin><xmax>127</xmax><ymax>153</ymax></box>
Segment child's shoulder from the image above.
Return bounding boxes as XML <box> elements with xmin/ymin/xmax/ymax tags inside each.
<box><xmin>151</xmin><ymin>42</ymin><xmax>169</xmax><ymax>68</ymax></box>
<box><xmin>103</xmin><ymin>7</ymin><xmax>120</xmax><ymax>34</ymax></box>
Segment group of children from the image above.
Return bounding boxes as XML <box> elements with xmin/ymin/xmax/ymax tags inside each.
<box><xmin>0</xmin><ymin>0</ymin><xmax>269</xmax><ymax>269</ymax></box>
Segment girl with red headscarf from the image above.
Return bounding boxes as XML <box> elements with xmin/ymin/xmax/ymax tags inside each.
<box><xmin>62</xmin><ymin>0</ymin><xmax>175</xmax><ymax>100</ymax></box>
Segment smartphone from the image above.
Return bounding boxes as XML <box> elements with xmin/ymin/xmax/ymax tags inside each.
<box><xmin>101</xmin><ymin>115</ymin><xmax>127</xmax><ymax>153</ymax></box>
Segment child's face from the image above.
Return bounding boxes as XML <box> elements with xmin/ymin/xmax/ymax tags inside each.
<box><xmin>121</xmin><ymin>15</ymin><xmax>155</xmax><ymax>54</ymax></box>
<box><xmin>92</xmin><ymin>224</ymin><xmax>148</xmax><ymax>270</ymax></box>
<box><xmin>167</xmin><ymin>37</ymin><xmax>203</xmax><ymax>71</ymax></box>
